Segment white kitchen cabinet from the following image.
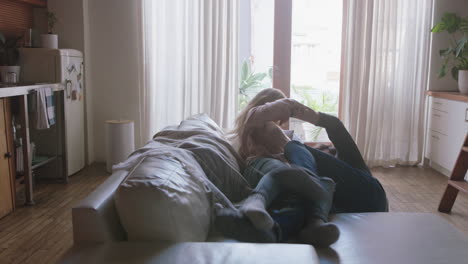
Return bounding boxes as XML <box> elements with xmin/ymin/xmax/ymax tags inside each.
<box><xmin>426</xmin><ymin>94</ymin><xmax>468</xmax><ymax>178</ymax></box>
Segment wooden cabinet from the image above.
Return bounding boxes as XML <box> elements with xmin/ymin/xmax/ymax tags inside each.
<box><xmin>0</xmin><ymin>98</ymin><xmax>15</xmax><ymax>219</ymax></box>
<box><xmin>426</xmin><ymin>95</ymin><xmax>468</xmax><ymax>178</ymax></box>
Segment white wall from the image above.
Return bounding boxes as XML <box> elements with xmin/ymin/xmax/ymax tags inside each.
<box><xmin>47</xmin><ymin>0</ymin><xmax>85</xmax><ymax>52</ymax></box>
<box><xmin>49</xmin><ymin>0</ymin><xmax>142</xmax><ymax>163</ymax></box>
<box><xmin>428</xmin><ymin>0</ymin><xmax>468</xmax><ymax>91</ymax></box>
<box><xmin>83</xmin><ymin>0</ymin><xmax>94</xmax><ymax>164</ymax></box>
<box><xmin>84</xmin><ymin>0</ymin><xmax>142</xmax><ymax>162</ymax></box>
<box><xmin>47</xmin><ymin>0</ymin><xmax>95</xmax><ymax>163</ymax></box>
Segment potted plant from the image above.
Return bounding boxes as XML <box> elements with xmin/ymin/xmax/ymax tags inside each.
<box><xmin>40</xmin><ymin>11</ymin><xmax>58</xmax><ymax>49</ymax></box>
<box><xmin>239</xmin><ymin>58</ymin><xmax>272</xmax><ymax>109</ymax></box>
<box><xmin>431</xmin><ymin>13</ymin><xmax>468</xmax><ymax>94</ymax></box>
<box><xmin>0</xmin><ymin>32</ymin><xmax>22</xmax><ymax>83</ymax></box>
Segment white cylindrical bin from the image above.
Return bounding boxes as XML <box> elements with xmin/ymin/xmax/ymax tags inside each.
<box><xmin>105</xmin><ymin>120</ymin><xmax>135</xmax><ymax>173</ymax></box>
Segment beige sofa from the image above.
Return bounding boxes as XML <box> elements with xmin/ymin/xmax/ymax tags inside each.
<box><xmin>59</xmin><ymin>116</ymin><xmax>468</xmax><ymax>264</ymax></box>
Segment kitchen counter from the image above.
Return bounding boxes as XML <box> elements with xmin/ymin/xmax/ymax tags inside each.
<box><xmin>426</xmin><ymin>91</ymin><xmax>468</xmax><ymax>102</ymax></box>
<box><xmin>0</xmin><ymin>82</ymin><xmax>65</xmax><ymax>205</ymax></box>
<box><xmin>0</xmin><ymin>83</ymin><xmax>64</xmax><ymax>98</ymax></box>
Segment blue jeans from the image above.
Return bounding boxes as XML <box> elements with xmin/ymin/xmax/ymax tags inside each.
<box><xmin>244</xmin><ymin>159</ymin><xmax>334</xmax><ymax>242</ymax></box>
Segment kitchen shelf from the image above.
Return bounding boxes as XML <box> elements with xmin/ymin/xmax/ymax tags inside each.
<box><xmin>0</xmin><ymin>83</ymin><xmax>64</xmax><ymax>99</ymax></box>
<box><xmin>31</xmin><ymin>156</ymin><xmax>56</xmax><ymax>170</ymax></box>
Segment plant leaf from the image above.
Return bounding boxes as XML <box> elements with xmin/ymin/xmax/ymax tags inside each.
<box><xmin>241</xmin><ymin>60</ymin><xmax>249</xmax><ymax>83</ymax></box>
<box><xmin>455</xmin><ymin>36</ymin><xmax>468</xmax><ymax>57</ymax></box>
<box><xmin>442</xmin><ymin>13</ymin><xmax>461</xmax><ymax>33</ymax></box>
<box><xmin>461</xmin><ymin>18</ymin><xmax>468</xmax><ymax>32</ymax></box>
<box><xmin>439</xmin><ymin>62</ymin><xmax>447</xmax><ymax>78</ymax></box>
<box><xmin>250</xmin><ymin>72</ymin><xmax>267</xmax><ymax>83</ymax></box>
<box><xmin>439</xmin><ymin>47</ymin><xmax>453</xmax><ymax>57</ymax></box>
<box><xmin>431</xmin><ymin>22</ymin><xmax>446</xmax><ymax>33</ymax></box>
<box><xmin>459</xmin><ymin>58</ymin><xmax>468</xmax><ymax>70</ymax></box>
<box><xmin>451</xmin><ymin>66</ymin><xmax>460</xmax><ymax>80</ymax></box>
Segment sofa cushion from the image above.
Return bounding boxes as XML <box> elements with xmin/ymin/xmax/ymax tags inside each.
<box><xmin>114</xmin><ymin>149</ymin><xmax>212</xmax><ymax>242</ymax></box>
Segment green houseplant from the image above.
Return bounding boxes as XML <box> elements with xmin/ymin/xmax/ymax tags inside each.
<box><xmin>431</xmin><ymin>12</ymin><xmax>468</xmax><ymax>93</ymax></box>
<box><xmin>41</xmin><ymin>11</ymin><xmax>59</xmax><ymax>49</ymax></box>
<box><xmin>0</xmin><ymin>32</ymin><xmax>22</xmax><ymax>83</ymax></box>
<box><xmin>47</xmin><ymin>11</ymin><xmax>58</xmax><ymax>34</ymax></box>
<box><xmin>239</xmin><ymin>59</ymin><xmax>272</xmax><ymax>109</ymax></box>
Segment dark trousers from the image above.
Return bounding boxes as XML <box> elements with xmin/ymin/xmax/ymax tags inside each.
<box><xmin>284</xmin><ymin>113</ymin><xmax>388</xmax><ymax>213</ymax></box>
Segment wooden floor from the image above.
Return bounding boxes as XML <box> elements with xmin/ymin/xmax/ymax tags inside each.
<box><xmin>0</xmin><ymin>164</ymin><xmax>467</xmax><ymax>263</ymax></box>
<box><xmin>373</xmin><ymin>167</ymin><xmax>468</xmax><ymax>235</ymax></box>
<box><xmin>0</xmin><ymin>164</ymin><xmax>109</xmax><ymax>264</ymax></box>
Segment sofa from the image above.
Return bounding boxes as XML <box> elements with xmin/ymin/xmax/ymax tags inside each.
<box><xmin>59</xmin><ymin>115</ymin><xmax>468</xmax><ymax>264</ymax></box>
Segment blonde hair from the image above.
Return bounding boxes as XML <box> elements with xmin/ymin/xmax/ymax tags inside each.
<box><xmin>231</xmin><ymin>88</ymin><xmax>286</xmax><ymax>161</ymax></box>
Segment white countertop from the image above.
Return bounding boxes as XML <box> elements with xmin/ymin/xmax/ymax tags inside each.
<box><xmin>0</xmin><ymin>83</ymin><xmax>64</xmax><ymax>98</ymax></box>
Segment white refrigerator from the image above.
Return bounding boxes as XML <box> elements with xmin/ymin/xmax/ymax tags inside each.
<box><xmin>19</xmin><ymin>48</ymin><xmax>86</xmax><ymax>177</ymax></box>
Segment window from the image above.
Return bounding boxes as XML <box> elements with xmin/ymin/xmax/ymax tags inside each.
<box><xmin>238</xmin><ymin>0</ymin><xmax>274</xmax><ymax>109</ymax></box>
<box><xmin>239</xmin><ymin>0</ymin><xmax>343</xmax><ymax>142</ymax></box>
<box><xmin>290</xmin><ymin>0</ymin><xmax>342</xmax><ymax>141</ymax></box>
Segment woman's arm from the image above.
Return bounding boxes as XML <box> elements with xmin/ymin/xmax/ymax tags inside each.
<box><xmin>245</xmin><ymin>99</ymin><xmax>292</xmax><ymax>127</ymax></box>
<box><xmin>245</xmin><ymin>98</ymin><xmax>320</xmax><ymax>128</ymax></box>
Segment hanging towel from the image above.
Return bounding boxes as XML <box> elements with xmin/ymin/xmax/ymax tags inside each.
<box><xmin>16</xmin><ymin>145</ymin><xmax>24</xmax><ymax>174</ymax></box>
<box><xmin>35</xmin><ymin>87</ymin><xmax>55</xmax><ymax>129</ymax></box>
<box><xmin>45</xmin><ymin>88</ymin><xmax>56</xmax><ymax>126</ymax></box>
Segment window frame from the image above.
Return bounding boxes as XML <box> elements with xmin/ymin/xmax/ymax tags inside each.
<box><xmin>272</xmin><ymin>0</ymin><xmax>345</xmax><ymax>124</ymax></box>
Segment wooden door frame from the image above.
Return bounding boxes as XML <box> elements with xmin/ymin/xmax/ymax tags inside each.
<box><xmin>338</xmin><ymin>0</ymin><xmax>348</xmax><ymax>120</ymax></box>
<box><xmin>272</xmin><ymin>0</ymin><xmax>292</xmax><ymax>98</ymax></box>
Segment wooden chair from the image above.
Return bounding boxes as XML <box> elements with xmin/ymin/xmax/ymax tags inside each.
<box><xmin>438</xmin><ymin>133</ymin><xmax>468</xmax><ymax>213</ymax></box>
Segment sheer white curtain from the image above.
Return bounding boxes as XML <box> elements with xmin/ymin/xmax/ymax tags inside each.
<box><xmin>340</xmin><ymin>0</ymin><xmax>433</xmax><ymax>167</ymax></box>
<box><xmin>139</xmin><ymin>0</ymin><xmax>239</xmax><ymax>142</ymax></box>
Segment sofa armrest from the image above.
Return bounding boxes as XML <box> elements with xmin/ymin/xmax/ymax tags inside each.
<box><xmin>58</xmin><ymin>242</ymin><xmax>319</xmax><ymax>264</ymax></box>
<box><xmin>72</xmin><ymin>170</ymin><xmax>128</xmax><ymax>244</ymax></box>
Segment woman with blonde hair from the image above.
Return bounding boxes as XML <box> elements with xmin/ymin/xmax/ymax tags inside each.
<box><xmin>216</xmin><ymin>88</ymin><xmax>387</xmax><ymax>247</ymax></box>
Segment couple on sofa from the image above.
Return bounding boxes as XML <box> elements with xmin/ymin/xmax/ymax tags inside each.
<box><xmin>215</xmin><ymin>88</ymin><xmax>388</xmax><ymax>247</ymax></box>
